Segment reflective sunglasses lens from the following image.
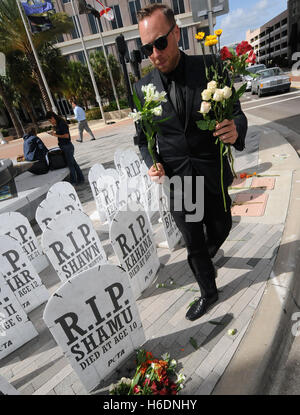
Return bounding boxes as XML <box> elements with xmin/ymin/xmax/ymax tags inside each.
<box><xmin>154</xmin><ymin>36</ymin><xmax>168</xmax><ymax>51</ymax></box>
<box><xmin>141</xmin><ymin>44</ymin><xmax>153</xmax><ymax>56</ymax></box>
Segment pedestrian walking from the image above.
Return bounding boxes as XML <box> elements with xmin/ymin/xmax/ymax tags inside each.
<box><xmin>135</xmin><ymin>4</ymin><xmax>248</xmax><ymax>321</ymax></box>
<box><xmin>71</xmin><ymin>101</ymin><xmax>96</xmax><ymax>142</ymax></box>
<box><xmin>46</xmin><ymin>111</ymin><xmax>85</xmax><ymax>185</ymax></box>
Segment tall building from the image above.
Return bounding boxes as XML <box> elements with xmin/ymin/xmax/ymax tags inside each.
<box><xmin>52</xmin><ymin>0</ymin><xmax>213</xmax><ymax>66</ymax></box>
<box><xmin>246</xmin><ymin>10</ymin><xmax>288</xmax><ymax>67</ymax></box>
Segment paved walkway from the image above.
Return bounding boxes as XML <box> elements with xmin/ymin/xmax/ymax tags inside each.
<box><xmin>0</xmin><ymin>115</ymin><xmax>299</xmax><ymax>395</ymax></box>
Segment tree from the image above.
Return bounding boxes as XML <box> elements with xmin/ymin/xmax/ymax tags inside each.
<box><xmin>89</xmin><ymin>50</ymin><xmax>123</xmax><ymax>101</ymax></box>
<box><xmin>61</xmin><ymin>60</ymin><xmax>94</xmax><ymax>108</ymax></box>
<box><xmin>0</xmin><ymin>76</ymin><xmax>23</xmax><ymax>137</ymax></box>
<box><xmin>0</xmin><ymin>0</ymin><xmax>73</xmax><ymax>111</ymax></box>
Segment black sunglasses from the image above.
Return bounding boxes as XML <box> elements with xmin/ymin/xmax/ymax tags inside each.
<box><xmin>141</xmin><ymin>24</ymin><xmax>175</xmax><ymax>57</ymax></box>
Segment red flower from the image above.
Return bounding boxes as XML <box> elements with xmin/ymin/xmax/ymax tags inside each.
<box><xmin>143</xmin><ymin>378</ymin><xmax>151</xmax><ymax>386</ymax></box>
<box><xmin>236</xmin><ymin>41</ymin><xmax>253</xmax><ymax>56</ymax></box>
<box><xmin>133</xmin><ymin>385</ymin><xmax>141</xmax><ymax>394</ymax></box>
<box><xmin>220</xmin><ymin>46</ymin><xmax>233</xmax><ymax>61</ymax></box>
<box><xmin>240</xmin><ymin>172</ymin><xmax>247</xmax><ymax>179</ymax></box>
<box><xmin>158</xmin><ymin>387</ymin><xmax>169</xmax><ymax>395</ymax></box>
<box><xmin>246</xmin><ymin>50</ymin><xmax>256</xmax><ymax>64</ymax></box>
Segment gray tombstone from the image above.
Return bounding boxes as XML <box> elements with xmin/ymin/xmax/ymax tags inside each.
<box><xmin>47</xmin><ymin>181</ymin><xmax>82</xmax><ymax>208</ymax></box>
<box><xmin>0</xmin><ymin>375</ymin><xmax>20</xmax><ymax>395</ymax></box>
<box><xmin>114</xmin><ymin>148</ymin><xmax>125</xmax><ymax>176</ymax></box>
<box><xmin>0</xmin><ymin>235</ymin><xmax>49</xmax><ymax>313</ymax></box>
<box><xmin>0</xmin><ymin>271</ymin><xmax>38</xmax><ymax>359</ymax></box>
<box><xmin>43</xmin><ymin>264</ymin><xmax>145</xmax><ymax>392</ymax></box>
<box><xmin>158</xmin><ymin>191</ymin><xmax>182</xmax><ymax>250</ymax></box>
<box><xmin>119</xmin><ymin>150</ymin><xmax>142</xmax><ymax>191</ymax></box>
<box><xmin>139</xmin><ymin>161</ymin><xmax>159</xmax><ymax>219</ymax></box>
<box><xmin>42</xmin><ymin>211</ymin><xmax>107</xmax><ymax>283</ymax></box>
<box><xmin>88</xmin><ymin>164</ymin><xmax>108</xmax><ymax>223</ymax></box>
<box><xmin>110</xmin><ymin>208</ymin><xmax>160</xmax><ymax>299</ymax></box>
<box><xmin>36</xmin><ymin>193</ymin><xmax>83</xmax><ymax>233</ymax></box>
<box><xmin>0</xmin><ymin>212</ymin><xmax>48</xmax><ymax>273</ymax></box>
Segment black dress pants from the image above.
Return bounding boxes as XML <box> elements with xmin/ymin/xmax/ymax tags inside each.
<box><xmin>170</xmin><ymin>185</ymin><xmax>232</xmax><ymax>298</ymax></box>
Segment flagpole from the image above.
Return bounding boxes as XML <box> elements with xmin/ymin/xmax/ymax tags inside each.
<box><xmin>16</xmin><ymin>0</ymin><xmax>57</xmax><ymax>113</ymax></box>
<box><xmin>70</xmin><ymin>0</ymin><xmax>106</xmax><ymax>124</ymax></box>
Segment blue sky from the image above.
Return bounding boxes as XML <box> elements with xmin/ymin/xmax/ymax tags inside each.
<box><xmin>215</xmin><ymin>0</ymin><xmax>288</xmax><ymax>46</ymax></box>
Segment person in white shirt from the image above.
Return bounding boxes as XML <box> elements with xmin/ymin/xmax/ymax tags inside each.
<box><xmin>71</xmin><ymin>101</ymin><xmax>96</xmax><ymax>142</ymax></box>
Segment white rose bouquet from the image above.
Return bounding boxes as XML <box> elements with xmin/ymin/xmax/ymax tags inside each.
<box><xmin>129</xmin><ymin>84</ymin><xmax>169</xmax><ymax>171</ymax></box>
<box><xmin>195</xmin><ymin>30</ymin><xmax>257</xmax><ymax>211</ymax></box>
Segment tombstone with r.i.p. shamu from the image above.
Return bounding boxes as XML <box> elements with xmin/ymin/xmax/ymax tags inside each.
<box><xmin>42</xmin><ymin>211</ymin><xmax>107</xmax><ymax>282</ymax></box>
<box><xmin>43</xmin><ymin>264</ymin><xmax>145</xmax><ymax>392</ymax></box>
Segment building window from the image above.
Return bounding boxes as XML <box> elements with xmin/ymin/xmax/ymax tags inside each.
<box><xmin>129</xmin><ymin>0</ymin><xmax>141</xmax><ymax>25</ymax></box>
<box><xmin>87</xmin><ymin>13</ymin><xmax>103</xmax><ymax>34</ymax></box>
<box><xmin>76</xmin><ymin>51</ymin><xmax>85</xmax><ymax>64</ymax></box>
<box><xmin>178</xmin><ymin>27</ymin><xmax>189</xmax><ymax>50</ymax></box>
<box><xmin>149</xmin><ymin>0</ymin><xmax>162</xmax><ymax>3</ymax></box>
<box><xmin>282</xmin><ymin>30</ymin><xmax>287</xmax><ymax>37</ymax></box>
<box><xmin>172</xmin><ymin>0</ymin><xmax>185</xmax><ymax>15</ymax></box>
<box><xmin>281</xmin><ymin>18</ymin><xmax>287</xmax><ymax>25</ymax></box>
<box><xmin>110</xmin><ymin>5</ymin><xmax>123</xmax><ymax>29</ymax></box>
<box><xmin>71</xmin><ymin>16</ymin><xmax>79</xmax><ymax>39</ymax></box>
<box><xmin>62</xmin><ymin>0</ymin><xmax>70</xmax><ymax>3</ymax></box>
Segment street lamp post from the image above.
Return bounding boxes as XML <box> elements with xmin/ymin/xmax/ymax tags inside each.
<box><xmin>70</xmin><ymin>0</ymin><xmax>106</xmax><ymax>123</ymax></box>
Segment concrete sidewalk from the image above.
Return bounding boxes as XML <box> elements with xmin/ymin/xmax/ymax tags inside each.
<box><xmin>0</xmin><ymin>115</ymin><xmax>299</xmax><ymax>395</ymax></box>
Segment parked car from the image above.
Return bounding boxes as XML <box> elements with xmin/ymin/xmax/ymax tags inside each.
<box><xmin>251</xmin><ymin>67</ymin><xmax>291</xmax><ymax>97</ymax></box>
<box><xmin>243</xmin><ymin>64</ymin><xmax>267</xmax><ymax>90</ymax></box>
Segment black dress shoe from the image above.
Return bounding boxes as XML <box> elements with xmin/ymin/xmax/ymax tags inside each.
<box><xmin>185</xmin><ymin>293</ymin><xmax>218</xmax><ymax>321</ymax></box>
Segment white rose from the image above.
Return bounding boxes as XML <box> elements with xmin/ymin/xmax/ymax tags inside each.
<box><xmin>212</xmin><ymin>89</ymin><xmax>224</xmax><ymax>102</ymax></box>
<box><xmin>152</xmin><ymin>105</ymin><xmax>162</xmax><ymax>116</ymax></box>
<box><xmin>199</xmin><ymin>101</ymin><xmax>211</xmax><ymax>114</ymax></box>
<box><xmin>207</xmin><ymin>80</ymin><xmax>217</xmax><ymax>93</ymax></box>
<box><xmin>201</xmin><ymin>89</ymin><xmax>212</xmax><ymax>101</ymax></box>
<box><xmin>222</xmin><ymin>86</ymin><xmax>232</xmax><ymax>99</ymax></box>
<box><xmin>128</xmin><ymin>109</ymin><xmax>141</xmax><ymax>122</ymax></box>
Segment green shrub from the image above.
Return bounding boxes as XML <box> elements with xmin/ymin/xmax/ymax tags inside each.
<box><xmin>103</xmin><ymin>99</ymin><xmax>129</xmax><ymax>112</ymax></box>
<box><xmin>86</xmin><ymin>108</ymin><xmax>102</xmax><ymax>121</ymax></box>
<box><xmin>0</xmin><ymin>128</ymin><xmax>9</xmax><ymax>137</ymax></box>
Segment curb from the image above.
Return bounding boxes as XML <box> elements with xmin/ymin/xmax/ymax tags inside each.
<box><xmin>213</xmin><ymin>125</ymin><xmax>300</xmax><ymax>395</ymax></box>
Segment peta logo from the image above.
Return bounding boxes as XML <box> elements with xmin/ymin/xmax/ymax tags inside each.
<box><xmin>291</xmin><ymin>52</ymin><xmax>300</xmax><ymax>76</ymax></box>
<box><xmin>0</xmin><ymin>313</ymin><xmax>6</xmax><ymax>337</ymax></box>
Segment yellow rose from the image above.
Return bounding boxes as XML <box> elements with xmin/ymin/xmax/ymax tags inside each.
<box><xmin>195</xmin><ymin>32</ymin><xmax>205</xmax><ymax>40</ymax></box>
<box><xmin>215</xmin><ymin>29</ymin><xmax>223</xmax><ymax>36</ymax></box>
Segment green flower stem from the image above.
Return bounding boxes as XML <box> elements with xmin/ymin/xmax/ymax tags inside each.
<box><xmin>220</xmin><ymin>140</ymin><xmax>227</xmax><ymax>212</ymax></box>
<box><xmin>227</xmin><ymin>145</ymin><xmax>237</xmax><ymax>178</ymax></box>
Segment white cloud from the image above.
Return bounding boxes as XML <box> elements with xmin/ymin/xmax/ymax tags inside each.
<box><xmin>217</xmin><ymin>0</ymin><xmax>287</xmax><ymax>46</ymax></box>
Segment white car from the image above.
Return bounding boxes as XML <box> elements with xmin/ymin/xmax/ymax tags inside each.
<box><xmin>243</xmin><ymin>64</ymin><xmax>267</xmax><ymax>91</ymax></box>
<box><xmin>251</xmin><ymin>67</ymin><xmax>291</xmax><ymax>97</ymax></box>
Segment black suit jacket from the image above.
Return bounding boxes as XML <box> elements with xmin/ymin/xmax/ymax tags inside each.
<box><xmin>134</xmin><ymin>53</ymin><xmax>248</xmax><ymax>195</ymax></box>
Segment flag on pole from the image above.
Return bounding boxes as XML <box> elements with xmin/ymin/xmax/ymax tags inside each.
<box><xmin>27</xmin><ymin>14</ymin><xmax>53</xmax><ymax>33</ymax></box>
<box><xmin>21</xmin><ymin>0</ymin><xmax>54</xmax><ymax>16</ymax></box>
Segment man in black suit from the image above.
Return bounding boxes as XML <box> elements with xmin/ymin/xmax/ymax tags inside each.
<box><xmin>134</xmin><ymin>4</ymin><xmax>248</xmax><ymax>321</ymax></box>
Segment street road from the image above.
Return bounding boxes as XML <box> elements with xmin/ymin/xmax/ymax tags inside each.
<box><xmin>240</xmin><ymin>88</ymin><xmax>300</xmax><ymax>136</ymax></box>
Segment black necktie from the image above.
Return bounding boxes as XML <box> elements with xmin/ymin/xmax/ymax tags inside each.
<box><xmin>168</xmin><ymin>79</ymin><xmax>185</xmax><ymax>126</ymax></box>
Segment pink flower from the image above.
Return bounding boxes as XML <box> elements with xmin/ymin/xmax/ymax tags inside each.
<box><xmin>220</xmin><ymin>46</ymin><xmax>233</xmax><ymax>61</ymax></box>
<box><xmin>133</xmin><ymin>385</ymin><xmax>140</xmax><ymax>394</ymax></box>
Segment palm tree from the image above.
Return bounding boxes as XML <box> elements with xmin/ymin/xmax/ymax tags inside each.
<box><xmin>89</xmin><ymin>50</ymin><xmax>123</xmax><ymax>101</ymax></box>
<box><xmin>0</xmin><ymin>0</ymin><xmax>73</xmax><ymax>111</ymax></box>
<box><xmin>61</xmin><ymin>61</ymin><xmax>94</xmax><ymax>108</ymax></box>
<box><xmin>0</xmin><ymin>76</ymin><xmax>23</xmax><ymax>137</ymax></box>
